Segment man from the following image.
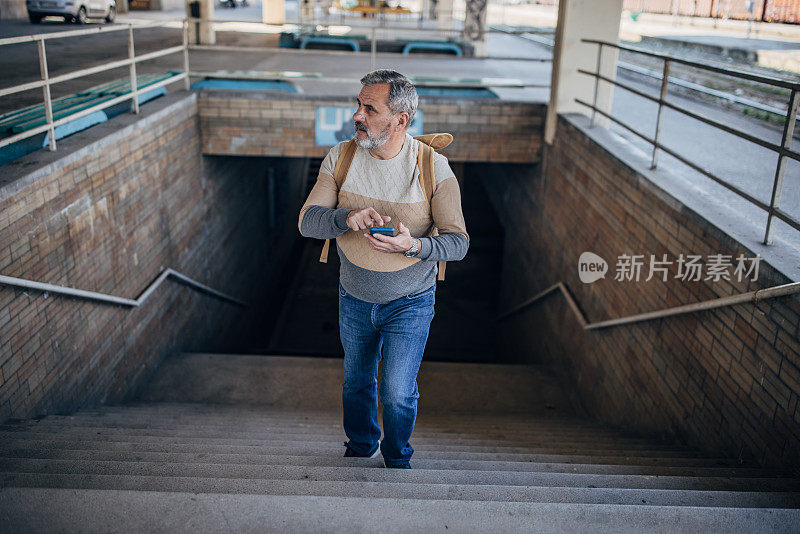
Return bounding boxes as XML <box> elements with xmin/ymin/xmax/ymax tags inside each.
<box><xmin>298</xmin><ymin>70</ymin><xmax>469</xmax><ymax>469</ymax></box>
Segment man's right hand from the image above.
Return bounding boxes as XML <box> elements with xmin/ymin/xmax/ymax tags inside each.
<box><xmin>346</xmin><ymin>207</ymin><xmax>392</xmax><ymax>231</ymax></box>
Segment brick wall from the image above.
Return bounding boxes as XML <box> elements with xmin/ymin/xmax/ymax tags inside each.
<box><xmin>198</xmin><ymin>91</ymin><xmax>545</xmax><ymax>163</ymax></box>
<box><xmin>482</xmin><ymin>114</ymin><xmax>800</xmax><ymax>473</ymax></box>
<box><xmin>0</xmin><ymin>93</ymin><xmax>303</xmax><ymax>422</ymax></box>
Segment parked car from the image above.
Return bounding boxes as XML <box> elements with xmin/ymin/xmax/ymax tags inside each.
<box><xmin>26</xmin><ymin>0</ymin><xmax>116</xmax><ymax>24</ymax></box>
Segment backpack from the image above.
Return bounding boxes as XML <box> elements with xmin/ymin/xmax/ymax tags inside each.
<box><xmin>318</xmin><ymin>133</ymin><xmax>453</xmax><ymax>281</ymax></box>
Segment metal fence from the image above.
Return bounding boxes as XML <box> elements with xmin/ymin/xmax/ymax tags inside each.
<box><xmin>0</xmin><ymin>22</ymin><xmax>189</xmax><ymax>153</ymax></box>
<box><xmin>577</xmin><ymin>38</ymin><xmax>800</xmax><ymax>246</ymax></box>
<box><xmin>187</xmin><ymin>17</ymin><xmax>552</xmax><ymax>62</ymax></box>
<box><xmin>0</xmin><ymin>19</ymin><xmax>549</xmax><ymax>158</ymax></box>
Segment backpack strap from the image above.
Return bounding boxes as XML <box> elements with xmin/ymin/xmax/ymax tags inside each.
<box><xmin>417</xmin><ymin>141</ymin><xmax>447</xmax><ymax>281</ymax></box>
<box><xmin>320</xmin><ymin>139</ymin><xmax>358</xmax><ymax>263</ymax></box>
<box><xmin>333</xmin><ymin>139</ymin><xmax>358</xmax><ymax>189</ymax></box>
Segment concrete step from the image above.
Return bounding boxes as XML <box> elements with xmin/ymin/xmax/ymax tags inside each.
<box><xmin>0</xmin><ymin>423</ymin><xmax>690</xmax><ymax>450</ymax></box>
<box><xmin>73</xmin><ymin>404</ymin><xmax>600</xmax><ymax>429</ymax></box>
<box><xmin>38</xmin><ymin>409</ymin><xmax>612</xmax><ymax>432</ymax></box>
<box><xmin>63</xmin><ymin>408</ymin><xmax>634</xmax><ymax>441</ymax></box>
<box><xmin>0</xmin><ymin>439</ymin><xmax>747</xmax><ymax>467</ymax></box>
<box><xmin>24</xmin><ymin>419</ymin><xmax>657</xmax><ymax>444</ymax></box>
<box><xmin>138</xmin><ymin>354</ymin><xmax>575</xmax><ymax>415</ymax></box>
<box><xmin>0</xmin><ymin>409</ymin><xmax>686</xmax><ymax>442</ymax></box>
<box><xmin>1</xmin><ymin>411</ymin><xmax>657</xmax><ymax>433</ymax></box>
<box><xmin>57</xmin><ymin>406</ymin><xmax>708</xmax><ymax>448</ymax></box>
<box><xmin>2</xmin><ymin>459</ymin><xmax>798</xmax><ymax>492</ymax></box>
<box><xmin>1</xmin><ymin>475</ymin><xmax>799</xmax><ymax>509</ymax></box>
<box><xmin>45</xmin><ymin>417</ymin><xmax>617</xmax><ymax>439</ymax></box>
<box><xmin>87</xmin><ymin>400</ymin><xmax>571</xmax><ymax>417</ymax></box>
<box><xmin>74</xmin><ymin>404</ymin><xmax>695</xmax><ymax>449</ymax></box>
<box><xmin>0</xmin><ymin>414</ymin><xmax>683</xmax><ymax>440</ymax></box>
<box><xmin>0</xmin><ymin>435</ymin><xmax>730</xmax><ymax>458</ymax></box>
<box><xmin>0</xmin><ymin>449</ymin><xmax>774</xmax><ymax>478</ymax></box>
<box><xmin>2</xmin><ymin>488</ymin><xmax>798</xmax><ymax>533</ymax></box>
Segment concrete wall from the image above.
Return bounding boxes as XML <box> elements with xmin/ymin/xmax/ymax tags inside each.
<box><xmin>198</xmin><ymin>91</ymin><xmax>545</xmax><ymax>163</ymax></box>
<box><xmin>484</xmin><ymin>114</ymin><xmax>800</xmax><ymax>473</ymax></box>
<box><xmin>1</xmin><ymin>0</ymin><xmax>26</xmax><ymax>19</ymax></box>
<box><xmin>0</xmin><ymin>93</ymin><xmax>306</xmax><ymax>422</ymax></box>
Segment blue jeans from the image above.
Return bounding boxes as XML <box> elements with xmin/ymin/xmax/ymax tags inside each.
<box><xmin>339</xmin><ymin>280</ymin><xmax>436</xmax><ymax>467</ymax></box>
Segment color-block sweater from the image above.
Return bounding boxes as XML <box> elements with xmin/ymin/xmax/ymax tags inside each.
<box><xmin>298</xmin><ymin>133</ymin><xmax>470</xmax><ymax>304</ymax></box>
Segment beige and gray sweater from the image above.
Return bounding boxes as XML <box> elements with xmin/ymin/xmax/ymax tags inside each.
<box><xmin>298</xmin><ymin>134</ymin><xmax>469</xmax><ymax>303</ymax></box>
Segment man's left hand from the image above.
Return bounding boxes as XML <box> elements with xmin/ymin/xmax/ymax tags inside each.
<box><xmin>364</xmin><ymin>222</ymin><xmax>415</xmax><ymax>254</ymax></box>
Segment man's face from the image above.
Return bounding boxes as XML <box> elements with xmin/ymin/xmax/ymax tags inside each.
<box><xmin>353</xmin><ymin>83</ymin><xmax>396</xmax><ymax>150</ymax></box>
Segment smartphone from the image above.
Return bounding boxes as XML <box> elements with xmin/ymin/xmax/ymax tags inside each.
<box><xmin>369</xmin><ymin>227</ymin><xmax>395</xmax><ymax>237</ymax></box>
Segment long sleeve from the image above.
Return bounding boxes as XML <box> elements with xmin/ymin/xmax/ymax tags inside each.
<box><xmin>414</xmin><ymin>176</ymin><xmax>470</xmax><ymax>262</ymax></box>
<box><xmin>298</xmin><ymin>172</ymin><xmax>353</xmax><ymax>239</ymax></box>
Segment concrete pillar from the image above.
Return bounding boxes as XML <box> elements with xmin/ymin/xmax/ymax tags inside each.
<box><xmin>263</xmin><ymin>0</ymin><xmax>285</xmax><ymax>25</ymax></box>
<box><xmin>299</xmin><ymin>0</ymin><xmax>313</xmax><ymax>22</ymax></box>
<box><xmin>437</xmin><ymin>0</ymin><xmax>454</xmax><ymax>31</ymax></box>
<box><xmin>186</xmin><ymin>0</ymin><xmax>215</xmax><ymax>45</ymax></box>
<box><xmin>422</xmin><ymin>0</ymin><xmax>434</xmax><ymax>20</ymax></box>
<box><xmin>544</xmin><ymin>0</ymin><xmax>623</xmax><ymax>144</ymax></box>
<box><xmin>0</xmin><ymin>0</ymin><xmax>28</xmax><ymax>19</ymax></box>
<box><xmin>463</xmin><ymin>0</ymin><xmax>487</xmax><ymax>56</ymax></box>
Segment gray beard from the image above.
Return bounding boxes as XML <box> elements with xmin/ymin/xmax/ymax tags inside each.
<box><xmin>354</xmin><ymin>122</ymin><xmax>392</xmax><ymax>150</ymax></box>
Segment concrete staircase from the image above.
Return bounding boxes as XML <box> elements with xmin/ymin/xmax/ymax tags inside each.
<box><xmin>1</xmin><ymin>354</ymin><xmax>799</xmax><ymax>532</ymax></box>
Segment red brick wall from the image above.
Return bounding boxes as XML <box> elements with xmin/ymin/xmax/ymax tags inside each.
<box><xmin>483</xmin><ymin>115</ymin><xmax>800</xmax><ymax>473</ymax></box>
<box><xmin>0</xmin><ymin>94</ymin><xmax>298</xmax><ymax>422</ymax></box>
<box><xmin>198</xmin><ymin>91</ymin><xmax>545</xmax><ymax>163</ymax></box>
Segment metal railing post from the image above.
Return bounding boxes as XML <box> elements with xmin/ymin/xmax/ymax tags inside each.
<box><xmin>37</xmin><ymin>39</ymin><xmax>56</xmax><ymax>151</ymax></box>
<box><xmin>128</xmin><ymin>24</ymin><xmax>139</xmax><ymax>114</ymax></box>
<box><xmin>764</xmin><ymin>88</ymin><xmax>800</xmax><ymax>244</ymax></box>
<box><xmin>183</xmin><ymin>20</ymin><xmax>190</xmax><ymax>90</ymax></box>
<box><xmin>590</xmin><ymin>43</ymin><xmax>603</xmax><ymax>128</ymax></box>
<box><xmin>371</xmin><ymin>27</ymin><xmax>377</xmax><ymax>71</ymax></box>
<box><xmin>651</xmin><ymin>59</ymin><xmax>671</xmax><ymax>169</ymax></box>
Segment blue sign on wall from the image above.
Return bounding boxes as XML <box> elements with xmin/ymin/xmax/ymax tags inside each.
<box><xmin>315</xmin><ymin>106</ymin><xmax>424</xmax><ymax>146</ymax></box>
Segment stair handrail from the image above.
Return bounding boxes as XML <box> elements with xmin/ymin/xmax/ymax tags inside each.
<box><xmin>496</xmin><ymin>280</ymin><xmax>800</xmax><ymax>331</ymax></box>
<box><xmin>0</xmin><ymin>268</ymin><xmax>247</xmax><ymax>308</ymax></box>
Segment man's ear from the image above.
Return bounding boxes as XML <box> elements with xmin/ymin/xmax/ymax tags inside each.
<box><xmin>395</xmin><ymin>112</ymin><xmax>410</xmax><ymax>131</ymax></box>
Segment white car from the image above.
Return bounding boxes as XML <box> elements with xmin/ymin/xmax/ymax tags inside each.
<box><xmin>26</xmin><ymin>0</ymin><xmax>117</xmax><ymax>24</ymax></box>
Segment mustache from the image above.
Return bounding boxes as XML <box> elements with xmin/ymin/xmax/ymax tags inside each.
<box><xmin>354</xmin><ymin>121</ymin><xmax>367</xmax><ymax>132</ymax></box>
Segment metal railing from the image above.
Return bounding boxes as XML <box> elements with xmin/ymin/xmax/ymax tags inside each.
<box><xmin>180</xmin><ymin>18</ymin><xmax>550</xmax><ymax>90</ymax></box>
<box><xmin>577</xmin><ymin>38</ymin><xmax>800</xmax><ymax>246</ymax></box>
<box><xmin>496</xmin><ymin>280</ymin><xmax>800</xmax><ymax>330</ymax></box>
<box><xmin>502</xmin><ymin>28</ymin><xmax>800</xmax><ymax>122</ymax></box>
<box><xmin>0</xmin><ymin>19</ymin><xmax>549</xmax><ymax>158</ymax></box>
<box><xmin>0</xmin><ymin>21</ymin><xmax>190</xmax><ymax>153</ymax></box>
<box><xmin>184</xmin><ymin>17</ymin><xmax>552</xmax><ymax>69</ymax></box>
<box><xmin>0</xmin><ymin>268</ymin><xmax>247</xmax><ymax>308</ymax></box>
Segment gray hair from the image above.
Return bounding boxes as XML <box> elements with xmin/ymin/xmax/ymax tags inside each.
<box><xmin>360</xmin><ymin>70</ymin><xmax>418</xmax><ymax>126</ymax></box>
